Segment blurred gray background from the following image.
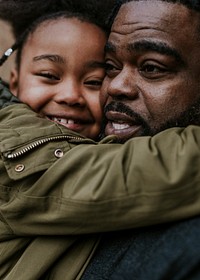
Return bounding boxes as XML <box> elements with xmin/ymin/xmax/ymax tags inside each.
<box><xmin>0</xmin><ymin>20</ymin><xmax>15</xmax><ymax>82</ymax></box>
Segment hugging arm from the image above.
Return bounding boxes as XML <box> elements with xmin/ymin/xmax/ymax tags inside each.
<box><xmin>0</xmin><ymin>83</ymin><xmax>200</xmax><ymax>236</ymax></box>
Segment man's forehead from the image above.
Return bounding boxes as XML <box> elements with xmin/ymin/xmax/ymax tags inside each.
<box><xmin>110</xmin><ymin>0</ymin><xmax>200</xmax><ymax>48</ymax></box>
<box><xmin>112</xmin><ymin>0</ymin><xmax>199</xmax><ymax>30</ymax></box>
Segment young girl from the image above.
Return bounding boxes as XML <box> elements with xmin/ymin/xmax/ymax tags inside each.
<box><xmin>1</xmin><ymin>10</ymin><xmax>108</xmax><ymax>140</ymax></box>
<box><xmin>0</xmin><ymin>3</ymin><xmax>115</xmax><ymax>279</ymax></box>
<box><xmin>0</xmin><ymin>1</ymin><xmax>117</xmax><ymax>140</ymax></box>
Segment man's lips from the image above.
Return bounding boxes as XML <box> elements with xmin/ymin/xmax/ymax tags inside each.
<box><xmin>105</xmin><ymin>111</ymin><xmax>135</xmax><ymax>124</ymax></box>
<box><xmin>105</xmin><ymin>111</ymin><xmax>142</xmax><ymax>138</ymax></box>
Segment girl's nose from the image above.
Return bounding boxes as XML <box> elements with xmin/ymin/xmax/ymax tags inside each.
<box><xmin>54</xmin><ymin>79</ymin><xmax>85</xmax><ymax>107</ymax></box>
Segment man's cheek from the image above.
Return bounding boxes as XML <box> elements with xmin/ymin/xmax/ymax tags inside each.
<box><xmin>100</xmin><ymin>80</ymin><xmax>109</xmax><ymax>107</ymax></box>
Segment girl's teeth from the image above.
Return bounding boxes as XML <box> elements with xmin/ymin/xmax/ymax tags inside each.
<box><xmin>52</xmin><ymin>117</ymin><xmax>75</xmax><ymax>124</ymax></box>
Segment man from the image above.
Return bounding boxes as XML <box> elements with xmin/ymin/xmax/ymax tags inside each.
<box><xmin>102</xmin><ymin>0</ymin><xmax>200</xmax><ymax>142</ymax></box>
<box><xmin>81</xmin><ymin>0</ymin><xmax>200</xmax><ymax>278</ymax></box>
<box><xmin>1</xmin><ymin>0</ymin><xmax>200</xmax><ymax>279</ymax></box>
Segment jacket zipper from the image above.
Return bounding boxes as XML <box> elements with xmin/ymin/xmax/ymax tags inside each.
<box><xmin>4</xmin><ymin>135</ymin><xmax>84</xmax><ymax>159</ymax></box>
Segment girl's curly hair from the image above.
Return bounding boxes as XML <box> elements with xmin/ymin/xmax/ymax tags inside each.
<box><xmin>0</xmin><ymin>0</ymin><xmax>116</xmax><ymax>67</ymax></box>
<box><xmin>0</xmin><ymin>0</ymin><xmax>116</xmax><ymax>37</ymax></box>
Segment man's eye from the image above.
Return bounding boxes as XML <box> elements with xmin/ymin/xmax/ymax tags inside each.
<box><xmin>141</xmin><ymin>64</ymin><xmax>163</xmax><ymax>73</ymax></box>
<box><xmin>105</xmin><ymin>63</ymin><xmax>117</xmax><ymax>71</ymax></box>
<box><xmin>105</xmin><ymin>62</ymin><xmax>120</xmax><ymax>77</ymax></box>
<box><xmin>37</xmin><ymin>72</ymin><xmax>60</xmax><ymax>81</ymax></box>
<box><xmin>139</xmin><ymin>63</ymin><xmax>167</xmax><ymax>78</ymax></box>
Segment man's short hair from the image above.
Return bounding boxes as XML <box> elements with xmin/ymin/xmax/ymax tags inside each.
<box><xmin>107</xmin><ymin>0</ymin><xmax>200</xmax><ymax>30</ymax></box>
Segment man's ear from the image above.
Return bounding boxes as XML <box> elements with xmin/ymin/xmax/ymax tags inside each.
<box><xmin>10</xmin><ymin>68</ymin><xmax>19</xmax><ymax>96</ymax></box>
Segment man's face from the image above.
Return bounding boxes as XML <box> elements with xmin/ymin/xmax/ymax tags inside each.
<box><xmin>101</xmin><ymin>0</ymin><xmax>200</xmax><ymax>142</ymax></box>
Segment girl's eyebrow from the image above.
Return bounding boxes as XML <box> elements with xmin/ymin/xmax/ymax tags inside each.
<box><xmin>33</xmin><ymin>54</ymin><xmax>66</xmax><ymax>64</ymax></box>
<box><xmin>85</xmin><ymin>61</ymin><xmax>106</xmax><ymax>69</ymax></box>
<box><xmin>33</xmin><ymin>56</ymin><xmax>105</xmax><ymax>69</ymax></box>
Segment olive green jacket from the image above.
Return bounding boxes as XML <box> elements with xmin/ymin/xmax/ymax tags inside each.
<box><xmin>1</xmin><ymin>83</ymin><xmax>200</xmax><ymax>279</ymax></box>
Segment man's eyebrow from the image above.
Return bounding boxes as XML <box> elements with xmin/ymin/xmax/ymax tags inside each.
<box><xmin>128</xmin><ymin>40</ymin><xmax>183</xmax><ymax>63</ymax></box>
<box><xmin>33</xmin><ymin>54</ymin><xmax>65</xmax><ymax>64</ymax></box>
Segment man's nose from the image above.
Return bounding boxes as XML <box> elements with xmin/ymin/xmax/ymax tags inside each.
<box><xmin>54</xmin><ymin>80</ymin><xmax>85</xmax><ymax>107</ymax></box>
<box><xmin>107</xmin><ymin>68</ymin><xmax>139</xmax><ymax>100</ymax></box>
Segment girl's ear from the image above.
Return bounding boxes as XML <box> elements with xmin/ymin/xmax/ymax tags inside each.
<box><xmin>10</xmin><ymin>68</ymin><xmax>19</xmax><ymax>96</ymax></box>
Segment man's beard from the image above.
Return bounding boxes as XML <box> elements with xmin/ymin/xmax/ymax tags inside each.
<box><xmin>156</xmin><ymin>99</ymin><xmax>200</xmax><ymax>136</ymax></box>
<box><xmin>99</xmin><ymin>98</ymin><xmax>200</xmax><ymax>142</ymax></box>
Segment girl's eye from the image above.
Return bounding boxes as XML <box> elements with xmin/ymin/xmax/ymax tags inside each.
<box><xmin>85</xmin><ymin>80</ymin><xmax>102</xmax><ymax>86</ymax></box>
<box><xmin>84</xmin><ymin>80</ymin><xmax>103</xmax><ymax>89</ymax></box>
<box><xmin>37</xmin><ymin>72</ymin><xmax>60</xmax><ymax>81</ymax></box>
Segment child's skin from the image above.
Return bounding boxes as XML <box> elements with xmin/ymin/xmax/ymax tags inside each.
<box><xmin>10</xmin><ymin>17</ymin><xmax>107</xmax><ymax>140</ymax></box>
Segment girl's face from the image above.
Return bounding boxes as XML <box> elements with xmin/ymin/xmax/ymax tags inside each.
<box><xmin>10</xmin><ymin>17</ymin><xmax>107</xmax><ymax>140</ymax></box>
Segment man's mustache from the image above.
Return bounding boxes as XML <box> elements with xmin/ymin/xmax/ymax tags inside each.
<box><xmin>104</xmin><ymin>101</ymin><xmax>146</xmax><ymax>125</ymax></box>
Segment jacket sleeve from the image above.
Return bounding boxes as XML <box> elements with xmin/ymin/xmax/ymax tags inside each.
<box><xmin>0</xmin><ymin>79</ymin><xmax>21</xmax><ymax>108</ymax></box>
<box><xmin>1</xmin><ymin>104</ymin><xmax>200</xmax><ymax>236</ymax></box>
